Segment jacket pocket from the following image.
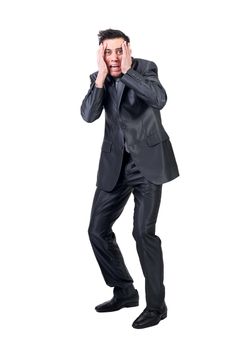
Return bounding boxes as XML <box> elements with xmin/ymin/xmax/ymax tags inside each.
<box><xmin>101</xmin><ymin>140</ymin><xmax>112</xmax><ymax>152</ymax></box>
<box><xmin>146</xmin><ymin>129</ymin><xmax>169</xmax><ymax>147</ymax></box>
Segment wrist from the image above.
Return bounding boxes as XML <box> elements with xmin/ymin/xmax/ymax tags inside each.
<box><xmin>95</xmin><ymin>73</ymin><xmax>106</xmax><ymax>88</ymax></box>
<box><xmin>122</xmin><ymin>66</ymin><xmax>131</xmax><ymax>74</ymax></box>
<box><xmin>95</xmin><ymin>81</ymin><xmax>104</xmax><ymax>88</ymax></box>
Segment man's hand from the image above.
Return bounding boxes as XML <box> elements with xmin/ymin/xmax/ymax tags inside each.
<box><xmin>121</xmin><ymin>41</ymin><xmax>132</xmax><ymax>74</ymax></box>
<box><xmin>95</xmin><ymin>43</ymin><xmax>108</xmax><ymax>88</ymax></box>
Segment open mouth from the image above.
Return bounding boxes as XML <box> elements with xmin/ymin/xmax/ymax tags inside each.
<box><xmin>110</xmin><ymin>65</ymin><xmax>120</xmax><ymax>69</ymax></box>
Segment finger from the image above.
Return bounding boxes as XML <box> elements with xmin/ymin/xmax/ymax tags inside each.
<box><xmin>100</xmin><ymin>43</ymin><xmax>106</xmax><ymax>58</ymax></box>
<box><xmin>102</xmin><ymin>42</ymin><xmax>108</xmax><ymax>56</ymax></box>
<box><xmin>126</xmin><ymin>42</ymin><xmax>131</xmax><ymax>55</ymax></box>
<box><xmin>102</xmin><ymin>42</ymin><xmax>107</xmax><ymax>51</ymax></box>
<box><xmin>122</xmin><ymin>41</ymin><xmax>127</xmax><ymax>55</ymax></box>
<box><xmin>98</xmin><ymin>43</ymin><xmax>103</xmax><ymax>55</ymax></box>
<box><xmin>125</xmin><ymin>41</ymin><xmax>131</xmax><ymax>55</ymax></box>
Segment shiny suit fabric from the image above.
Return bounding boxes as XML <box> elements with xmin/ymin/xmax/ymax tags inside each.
<box><xmin>81</xmin><ymin>58</ymin><xmax>179</xmax><ymax>192</ymax></box>
<box><xmin>81</xmin><ymin>58</ymin><xmax>179</xmax><ymax>310</ymax></box>
<box><xmin>88</xmin><ymin>150</ymin><xmax>165</xmax><ymax>309</ymax></box>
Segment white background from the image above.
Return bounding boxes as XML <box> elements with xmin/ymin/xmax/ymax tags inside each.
<box><xmin>0</xmin><ymin>0</ymin><xmax>234</xmax><ymax>349</ymax></box>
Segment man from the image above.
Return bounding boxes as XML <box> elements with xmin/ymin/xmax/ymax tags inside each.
<box><xmin>80</xmin><ymin>29</ymin><xmax>179</xmax><ymax>329</ymax></box>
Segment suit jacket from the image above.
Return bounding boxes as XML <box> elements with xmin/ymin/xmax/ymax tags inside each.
<box><xmin>81</xmin><ymin>58</ymin><xmax>179</xmax><ymax>192</ymax></box>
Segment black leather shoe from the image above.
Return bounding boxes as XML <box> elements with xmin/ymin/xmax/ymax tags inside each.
<box><xmin>95</xmin><ymin>290</ymin><xmax>139</xmax><ymax>312</ymax></box>
<box><xmin>132</xmin><ymin>304</ymin><xmax>167</xmax><ymax>329</ymax></box>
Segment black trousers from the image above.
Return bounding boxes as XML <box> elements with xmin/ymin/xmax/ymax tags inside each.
<box><xmin>88</xmin><ymin>150</ymin><xmax>165</xmax><ymax>310</ymax></box>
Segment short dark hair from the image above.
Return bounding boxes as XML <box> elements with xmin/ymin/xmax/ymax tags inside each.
<box><xmin>98</xmin><ymin>29</ymin><xmax>130</xmax><ymax>45</ymax></box>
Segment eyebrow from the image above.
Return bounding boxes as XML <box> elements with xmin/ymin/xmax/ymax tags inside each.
<box><xmin>105</xmin><ymin>47</ymin><xmax>122</xmax><ymax>51</ymax></box>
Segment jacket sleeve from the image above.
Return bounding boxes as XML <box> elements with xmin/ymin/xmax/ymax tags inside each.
<box><xmin>80</xmin><ymin>74</ymin><xmax>104</xmax><ymax>123</ymax></box>
<box><xmin>120</xmin><ymin>61</ymin><xmax>167</xmax><ymax>110</ymax></box>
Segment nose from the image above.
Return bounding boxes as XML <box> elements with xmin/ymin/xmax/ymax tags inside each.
<box><xmin>110</xmin><ymin>52</ymin><xmax>118</xmax><ymax>61</ymax></box>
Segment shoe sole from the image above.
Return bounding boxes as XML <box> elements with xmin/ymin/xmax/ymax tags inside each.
<box><xmin>132</xmin><ymin>312</ymin><xmax>167</xmax><ymax>329</ymax></box>
<box><xmin>125</xmin><ymin>301</ymin><xmax>139</xmax><ymax>308</ymax></box>
<box><xmin>96</xmin><ymin>300</ymin><xmax>139</xmax><ymax>312</ymax></box>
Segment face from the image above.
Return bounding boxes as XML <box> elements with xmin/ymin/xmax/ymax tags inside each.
<box><xmin>103</xmin><ymin>38</ymin><xmax>125</xmax><ymax>77</ymax></box>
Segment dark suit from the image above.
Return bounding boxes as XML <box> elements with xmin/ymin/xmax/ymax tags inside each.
<box><xmin>81</xmin><ymin>58</ymin><xmax>179</xmax><ymax>310</ymax></box>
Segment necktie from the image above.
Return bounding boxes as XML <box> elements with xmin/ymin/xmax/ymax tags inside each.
<box><xmin>114</xmin><ymin>79</ymin><xmax>130</xmax><ymax>153</ymax></box>
<box><xmin>115</xmin><ymin>78</ymin><xmax>121</xmax><ymax>98</ymax></box>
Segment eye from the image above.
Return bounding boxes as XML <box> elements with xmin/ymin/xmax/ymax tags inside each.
<box><xmin>116</xmin><ymin>48</ymin><xmax>123</xmax><ymax>55</ymax></box>
<box><xmin>104</xmin><ymin>50</ymin><xmax>111</xmax><ymax>56</ymax></box>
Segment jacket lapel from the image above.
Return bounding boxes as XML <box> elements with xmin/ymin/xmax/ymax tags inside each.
<box><xmin>117</xmin><ymin>58</ymin><xmax>137</xmax><ymax>109</ymax></box>
<box><xmin>116</xmin><ymin>80</ymin><xmax>125</xmax><ymax>109</ymax></box>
